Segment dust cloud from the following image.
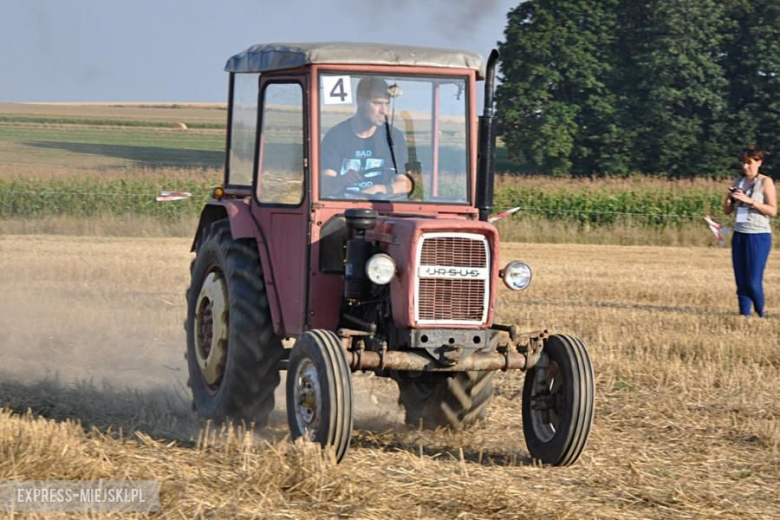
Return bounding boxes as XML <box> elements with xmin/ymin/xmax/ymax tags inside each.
<box><xmin>0</xmin><ymin>235</ymin><xmax>402</xmax><ymax>442</ymax></box>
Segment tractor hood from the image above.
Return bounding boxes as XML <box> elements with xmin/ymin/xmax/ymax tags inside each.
<box><xmin>367</xmin><ymin>215</ymin><xmax>499</xmax><ymax>252</ymax></box>
<box><xmin>367</xmin><ymin>216</ymin><xmax>500</xmax><ymax>328</ymax></box>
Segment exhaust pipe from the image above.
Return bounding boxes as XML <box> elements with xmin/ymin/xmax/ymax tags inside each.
<box><xmin>476</xmin><ymin>49</ymin><xmax>499</xmax><ymax>222</ymax></box>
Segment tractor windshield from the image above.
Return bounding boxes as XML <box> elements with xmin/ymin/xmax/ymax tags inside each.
<box><xmin>318</xmin><ymin>72</ymin><xmax>469</xmax><ymax>204</ymax></box>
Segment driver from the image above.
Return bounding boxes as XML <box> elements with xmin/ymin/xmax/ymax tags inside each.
<box><xmin>321</xmin><ymin>77</ymin><xmax>410</xmax><ymax>198</ymax></box>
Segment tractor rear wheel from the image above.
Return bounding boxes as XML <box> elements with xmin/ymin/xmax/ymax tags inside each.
<box><xmin>522</xmin><ymin>334</ymin><xmax>594</xmax><ymax>466</ymax></box>
<box><xmin>186</xmin><ymin>219</ymin><xmax>283</xmax><ymax>427</ymax></box>
<box><xmin>397</xmin><ymin>371</ymin><xmax>494</xmax><ymax>430</ymax></box>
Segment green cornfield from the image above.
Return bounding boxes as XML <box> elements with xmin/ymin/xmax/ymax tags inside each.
<box><xmin>0</xmin><ymin>177</ymin><xmax>213</xmax><ymax>221</ymax></box>
<box><xmin>493</xmin><ymin>185</ymin><xmax>729</xmax><ymax>228</ymax></box>
<box><xmin>2</xmin><ymin>175</ymin><xmax>766</xmax><ymax>232</ymax></box>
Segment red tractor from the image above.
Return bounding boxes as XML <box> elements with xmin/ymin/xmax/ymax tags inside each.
<box><xmin>186</xmin><ymin>43</ymin><xmax>594</xmax><ymax>465</ymax></box>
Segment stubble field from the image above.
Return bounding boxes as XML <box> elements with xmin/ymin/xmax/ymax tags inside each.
<box><xmin>0</xmin><ymin>235</ymin><xmax>777</xmax><ymax>518</ymax></box>
<box><xmin>0</xmin><ymin>102</ymin><xmax>777</xmax><ymax>518</ymax></box>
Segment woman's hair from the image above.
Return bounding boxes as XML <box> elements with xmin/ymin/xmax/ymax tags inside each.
<box><xmin>740</xmin><ymin>145</ymin><xmax>764</xmax><ymax>162</ymax></box>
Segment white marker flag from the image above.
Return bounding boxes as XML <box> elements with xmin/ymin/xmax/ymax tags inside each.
<box><xmin>156</xmin><ymin>190</ymin><xmax>192</xmax><ymax>202</ymax></box>
<box><xmin>488</xmin><ymin>206</ymin><xmax>522</xmax><ymax>223</ymax></box>
<box><xmin>704</xmin><ymin>215</ymin><xmax>728</xmax><ymax>246</ymax></box>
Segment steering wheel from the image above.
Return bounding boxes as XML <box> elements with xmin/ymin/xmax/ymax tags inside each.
<box><xmin>358</xmin><ymin>166</ymin><xmax>416</xmax><ymax>198</ymax></box>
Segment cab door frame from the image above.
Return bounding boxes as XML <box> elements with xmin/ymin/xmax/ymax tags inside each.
<box><xmin>251</xmin><ymin>72</ymin><xmax>311</xmax><ymax>336</ymax></box>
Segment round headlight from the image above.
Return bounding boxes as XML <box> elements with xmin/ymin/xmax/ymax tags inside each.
<box><xmin>366</xmin><ymin>253</ymin><xmax>396</xmax><ymax>285</ymax></box>
<box><xmin>502</xmin><ymin>261</ymin><xmax>532</xmax><ymax>291</ymax></box>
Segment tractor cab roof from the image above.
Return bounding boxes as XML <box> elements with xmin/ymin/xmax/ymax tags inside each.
<box><xmin>225</xmin><ymin>42</ymin><xmax>486</xmax><ymax>79</ymax></box>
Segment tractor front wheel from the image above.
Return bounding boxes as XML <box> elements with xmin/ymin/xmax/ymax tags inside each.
<box><xmin>522</xmin><ymin>334</ymin><xmax>594</xmax><ymax>466</ymax></box>
<box><xmin>286</xmin><ymin>330</ymin><xmax>353</xmax><ymax>462</ymax></box>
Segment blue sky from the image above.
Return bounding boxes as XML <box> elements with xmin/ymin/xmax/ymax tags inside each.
<box><xmin>0</xmin><ymin>0</ymin><xmax>518</xmax><ymax>102</ymax></box>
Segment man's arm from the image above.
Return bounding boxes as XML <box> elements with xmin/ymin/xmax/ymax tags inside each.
<box><xmin>320</xmin><ymin>122</ymin><xmax>359</xmax><ymax>197</ymax></box>
<box><xmin>321</xmin><ymin>168</ymin><xmax>339</xmax><ymax>197</ymax></box>
<box><xmin>361</xmin><ymin>173</ymin><xmax>411</xmax><ymax>195</ymax></box>
<box><xmin>391</xmin><ymin>173</ymin><xmax>412</xmax><ymax>195</ymax></box>
<box><xmin>321</xmin><ymin>168</ymin><xmax>363</xmax><ymax>197</ymax></box>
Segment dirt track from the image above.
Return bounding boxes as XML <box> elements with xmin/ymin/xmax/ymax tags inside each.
<box><xmin>0</xmin><ymin>235</ymin><xmax>777</xmax><ymax>518</ymax></box>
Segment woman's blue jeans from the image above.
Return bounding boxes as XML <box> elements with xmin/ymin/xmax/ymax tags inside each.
<box><xmin>731</xmin><ymin>231</ymin><xmax>772</xmax><ymax>317</ymax></box>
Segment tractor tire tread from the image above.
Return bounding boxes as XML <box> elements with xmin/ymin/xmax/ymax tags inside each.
<box><xmin>398</xmin><ymin>371</ymin><xmax>494</xmax><ymax>431</ymax></box>
<box><xmin>287</xmin><ymin>330</ymin><xmax>353</xmax><ymax>462</ymax></box>
<box><xmin>522</xmin><ymin>333</ymin><xmax>594</xmax><ymax>466</ymax></box>
<box><xmin>186</xmin><ymin>219</ymin><xmax>283</xmax><ymax>428</ymax></box>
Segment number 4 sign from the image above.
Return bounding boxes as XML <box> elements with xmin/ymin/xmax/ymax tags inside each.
<box><xmin>322</xmin><ymin>76</ymin><xmax>353</xmax><ymax>105</ymax></box>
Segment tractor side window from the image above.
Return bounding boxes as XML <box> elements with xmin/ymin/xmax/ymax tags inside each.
<box><xmin>258</xmin><ymin>83</ymin><xmax>305</xmax><ymax>205</ymax></box>
<box><xmin>227</xmin><ymin>73</ymin><xmax>260</xmax><ymax>187</ymax></box>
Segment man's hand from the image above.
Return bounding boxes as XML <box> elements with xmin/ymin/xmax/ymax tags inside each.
<box><xmin>362</xmin><ymin>173</ymin><xmax>412</xmax><ymax>196</ymax></box>
<box><xmin>362</xmin><ymin>184</ymin><xmax>387</xmax><ymax>195</ymax></box>
<box><xmin>323</xmin><ymin>168</ymin><xmax>363</xmax><ymax>196</ymax></box>
<box><xmin>337</xmin><ymin>169</ymin><xmax>363</xmax><ymax>188</ymax></box>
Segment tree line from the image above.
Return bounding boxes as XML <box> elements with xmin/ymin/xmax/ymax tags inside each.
<box><xmin>496</xmin><ymin>0</ymin><xmax>780</xmax><ymax>178</ymax></box>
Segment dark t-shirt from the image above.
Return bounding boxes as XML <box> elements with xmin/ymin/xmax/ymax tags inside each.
<box><xmin>321</xmin><ymin>119</ymin><xmax>408</xmax><ymax>194</ymax></box>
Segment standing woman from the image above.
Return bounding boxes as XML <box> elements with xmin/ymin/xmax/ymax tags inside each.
<box><xmin>723</xmin><ymin>146</ymin><xmax>777</xmax><ymax>317</ymax></box>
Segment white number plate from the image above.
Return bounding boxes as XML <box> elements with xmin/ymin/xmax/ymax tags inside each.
<box><xmin>321</xmin><ymin>76</ymin><xmax>353</xmax><ymax>105</ymax></box>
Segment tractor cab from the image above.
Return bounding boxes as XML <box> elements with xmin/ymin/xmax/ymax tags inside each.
<box><xmin>187</xmin><ymin>43</ymin><xmax>594</xmax><ymax>465</ymax></box>
<box><xmin>198</xmin><ymin>43</ymin><xmax>491</xmax><ymax>336</ymax></box>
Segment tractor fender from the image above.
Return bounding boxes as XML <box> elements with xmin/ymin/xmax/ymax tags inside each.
<box><xmin>192</xmin><ymin>200</ymin><xmax>285</xmax><ymax>335</ymax></box>
<box><xmin>191</xmin><ymin>199</ymin><xmax>257</xmax><ymax>251</ymax></box>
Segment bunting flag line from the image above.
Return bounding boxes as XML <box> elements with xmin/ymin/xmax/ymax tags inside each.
<box><xmin>156</xmin><ymin>190</ymin><xmax>192</xmax><ymax>202</ymax></box>
<box><xmin>488</xmin><ymin>206</ymin><xmax>522</xmax><ymax>223</ymax></box>
<box><xmin>704</xmin><ymin>215</ymin><xmax>728</xmax><ymax>246</ymax></box>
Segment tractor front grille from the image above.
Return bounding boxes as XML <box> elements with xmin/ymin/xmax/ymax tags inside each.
<box><xmin>419</xmin><ymin>236</ymin><xmax>487</xmax><ymax>267</ymax></box>
<box><xmin>417</xmin><ymin>279</ymin><xmax>487</xmax><ymax>322</ymax></box>
<box><xmin>415</xmin><ymin>233</ymin><xmax>490</xmax><ymax>324</ymax></box>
